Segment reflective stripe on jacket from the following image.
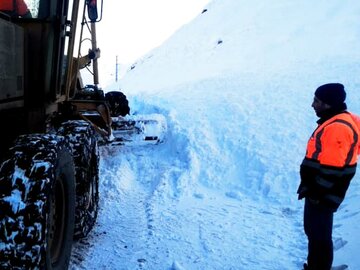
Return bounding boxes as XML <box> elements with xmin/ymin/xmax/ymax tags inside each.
<box><xmin>298</xmin><ymin>112</ymin><xmax>360</xmax><ymax>211</ymax></box>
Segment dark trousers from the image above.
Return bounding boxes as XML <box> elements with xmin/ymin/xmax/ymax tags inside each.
<box><xmin>304</xmin><ymin>198</ymin><xmax>334</xmax><ymax>270</ymax></box>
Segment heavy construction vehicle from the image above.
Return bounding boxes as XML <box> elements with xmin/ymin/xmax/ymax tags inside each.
<box><xmin>0</xmin><ymin>0</ymin><xmax>165</xmax><ymax>269</ymax></box>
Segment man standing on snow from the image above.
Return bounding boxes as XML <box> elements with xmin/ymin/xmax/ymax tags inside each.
<box><xmin>297</xmin><ymin>83</ymin><xmax>360</xmax><ymax>270</ymax></box>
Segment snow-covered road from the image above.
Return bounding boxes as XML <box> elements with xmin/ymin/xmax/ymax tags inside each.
<box><xmin>70</xmin><ymin>129</ymin><xmax>305</xmax><ymax>270</ymax></box>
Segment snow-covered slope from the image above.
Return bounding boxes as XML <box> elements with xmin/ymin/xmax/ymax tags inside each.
<box><xmin>71</xmin><ymin>1</ymin><xmax>360</xmax><ymax>269</ymax></box>
<box><xmin>115</xmin><ymin>0</ymin><xmax>360</xmax><ymax>91</ymax></box>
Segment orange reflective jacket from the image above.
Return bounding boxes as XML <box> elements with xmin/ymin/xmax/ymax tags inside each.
<box><xmin>0</xmin><ymin>0</ymin><xmax>29</xmax><ymax>16</ymax></box>
<box><xmin>298</xmin><ymin>112</ymin><xmax>360</xmax><ymax>210</ymax></box>
<box><xmin>305</xmin><ymin>112</ymin><xmax>360</xmax><ymax>167</ymax></box>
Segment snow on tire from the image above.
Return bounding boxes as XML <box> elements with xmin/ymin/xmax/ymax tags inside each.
<box><xmin>0</xmin><ymin>134</ymin><xmax>76</xmax><ymax>270</ymax></box>
<box><xmin>57</xmin><ymin>120</ymin><xmax>99</xmax><ymax>239</ymax></box>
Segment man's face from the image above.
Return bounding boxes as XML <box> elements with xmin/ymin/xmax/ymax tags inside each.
<box><xmin>312</xmin><ymin>96</ymin><xmax>331</xmax><ymax>117</ymax></box>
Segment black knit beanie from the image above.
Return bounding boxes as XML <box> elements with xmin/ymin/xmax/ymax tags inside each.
<box><xmin>315</xmin><ymin>83</ymin><xmax>346</xmax><ymax>107</ymax></box>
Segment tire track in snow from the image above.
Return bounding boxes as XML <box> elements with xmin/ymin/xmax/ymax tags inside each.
<box><xmin>70</xmin><ymin>114</ymin><xmax>193</xmax><ymax>269</ymax></box>
<box><xmin>70</xmin><ymin>146</ymin><xmax>157</xmax><ymax>270</ymax></box>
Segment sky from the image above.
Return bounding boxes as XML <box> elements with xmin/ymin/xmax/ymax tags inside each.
<box><xmin>70</xmin><ymin>0</ymin><xmax>360</xmax><ymax>269</ymax></box>
<box><xmin>95</xmin><ymin>0</ymin><xmax>210</xmax><ymax>85</ymax></box>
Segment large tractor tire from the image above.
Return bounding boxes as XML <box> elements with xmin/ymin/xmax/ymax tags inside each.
<box><xmin>0</xmin><ymin>134</ymin><xmax>76</xmax><ymax>270</ymax></box>
<box><xmin>57</xmin><ymin>120</ymin><xmax>99</xmax><ymax>239</ymax></box>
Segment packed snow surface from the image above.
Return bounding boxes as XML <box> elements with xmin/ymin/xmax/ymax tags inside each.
<box><xmin>70</xmin><ymin>0</ymin><xmax>360</xmax><ymax>269</ymax></box>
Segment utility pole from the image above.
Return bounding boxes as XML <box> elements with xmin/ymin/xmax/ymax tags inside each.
<box><xmin>115</xmin><ymin>55</ymin><xmax>118</xmax><ymax>82</ymax></box>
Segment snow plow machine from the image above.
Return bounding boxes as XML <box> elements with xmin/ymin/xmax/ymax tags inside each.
<box><xmin>0</xmin><ymin>0</ymin><xmax>165</xmax><ymax>269</ymax></box>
